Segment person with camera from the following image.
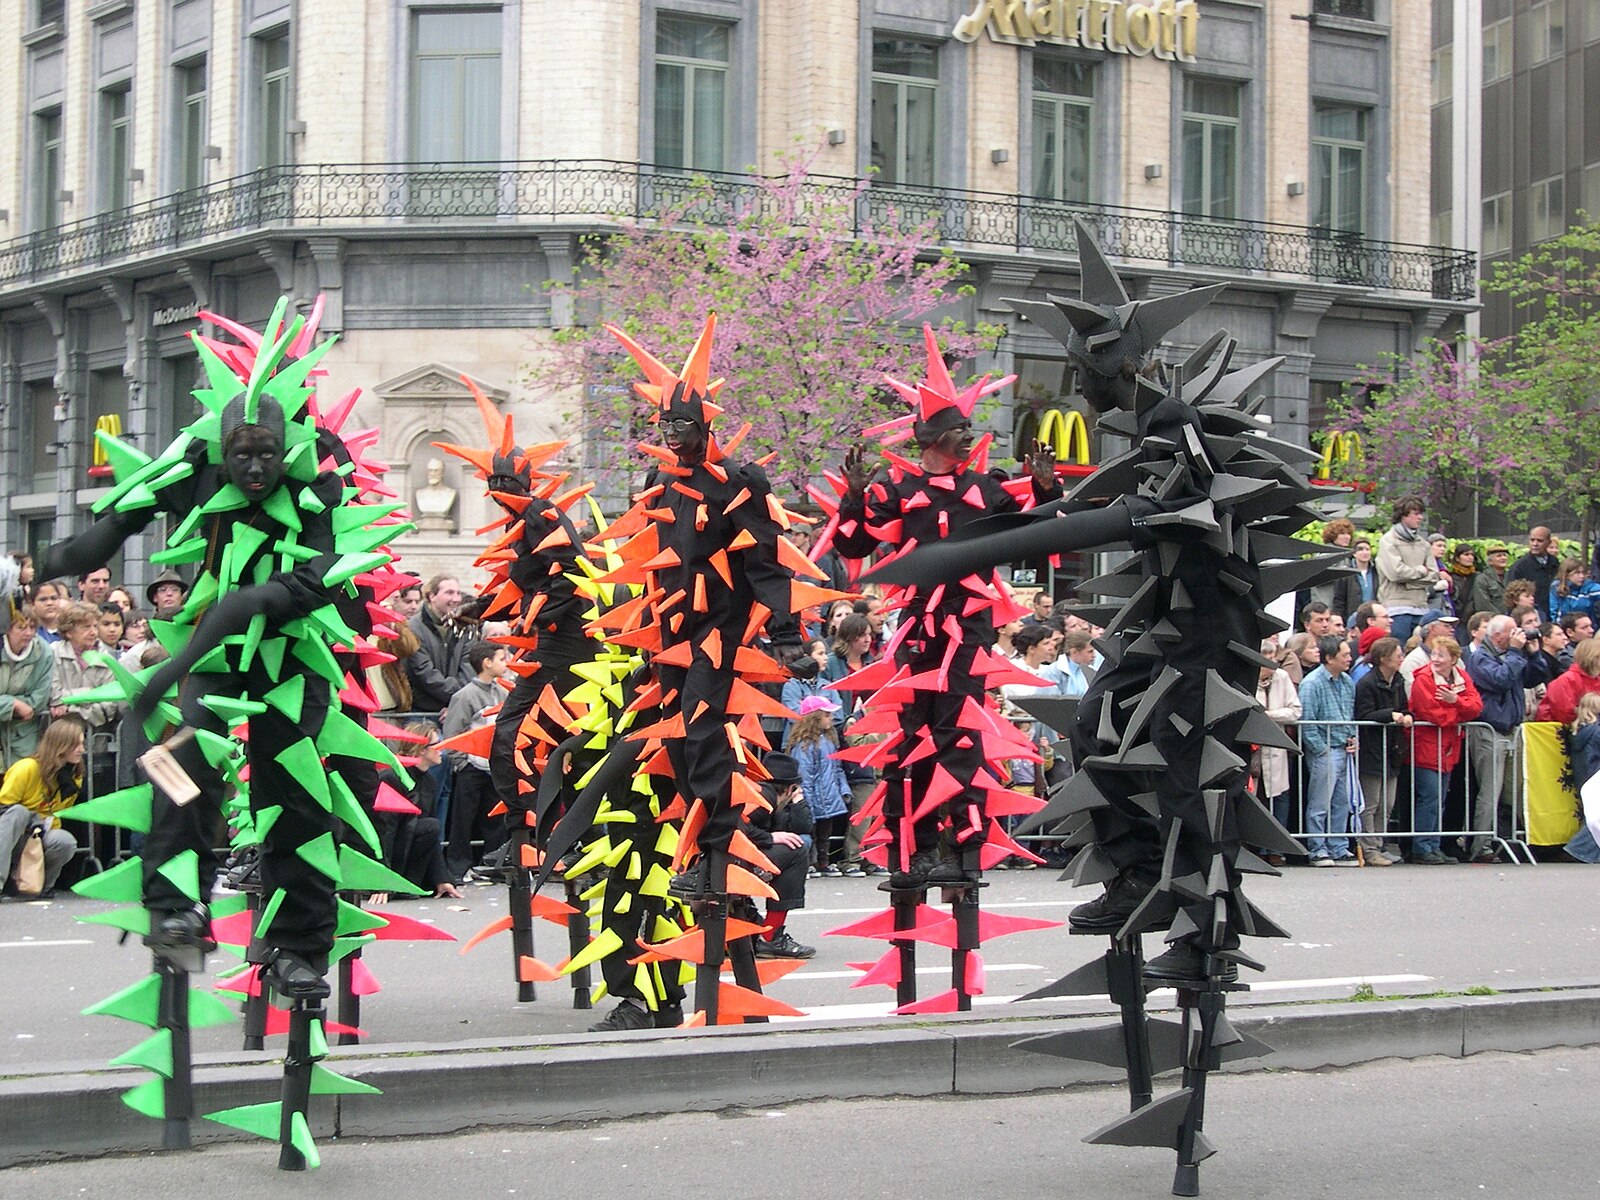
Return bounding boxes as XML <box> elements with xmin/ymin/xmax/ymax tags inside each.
<box><xmin>745</xmin><ymin>752</ymin><xmax>816</xmax><ymax>959</ymax></box>
<box><xmin>1463</xmin><ymin>615</ymin><xmax>1548</xmax><ymax>863</ymax></box>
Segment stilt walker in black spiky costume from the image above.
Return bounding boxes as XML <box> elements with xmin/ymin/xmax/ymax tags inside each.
<box><xmin>868</xmin><ymin>222</ymin><xmax>1347</xmax><ymax>1195</ymax></box>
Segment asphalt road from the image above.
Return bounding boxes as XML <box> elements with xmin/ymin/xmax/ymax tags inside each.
<box><xmin>4</xmin><ymin>862</ymin><xmax>1598</xmax><ymax>1073</ymax></box>
<box><xmin>3</xmin><ymin>1047</ymin><xmax>1596</xmax><ymax>1199</ymax></box>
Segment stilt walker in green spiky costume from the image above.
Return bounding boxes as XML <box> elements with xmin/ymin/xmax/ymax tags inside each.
<box><xmin>40</xmin><ymin>299</ymin><xmax>415</xmax><ymax>1168</ymax></box>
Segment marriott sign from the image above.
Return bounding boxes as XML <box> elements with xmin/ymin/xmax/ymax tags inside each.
<box><xmin>953</xmin><ymin>0</ymin><xmax>1200</xmax><ymax>62</ymax></box>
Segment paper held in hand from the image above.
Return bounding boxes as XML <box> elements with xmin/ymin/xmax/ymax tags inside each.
<box><xmin>139</xmin><ymin>728</ymin><xmax>201</xmax><ymax>806</ymax></box>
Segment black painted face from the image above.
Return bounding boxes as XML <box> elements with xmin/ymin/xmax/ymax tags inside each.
<box><xmin>661</xmin><ymin>417</ymin><xmax>706</xmax><ymax>464</ymax></box>
<box><xmin>1073</xmin><ymin>353</ymin><xmax>1139</xmax><ymax>413</ymax></box>
<box><xmin>224</xmin><ymin>425</ymin><xmax>285</xmax><ymax>502</ymax></box>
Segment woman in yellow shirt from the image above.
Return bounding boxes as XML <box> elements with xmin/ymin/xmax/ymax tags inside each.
<box><xmin>0</xmin><ymin>715</ymin><xmax>85</xmax><ymax>897</ymax></box>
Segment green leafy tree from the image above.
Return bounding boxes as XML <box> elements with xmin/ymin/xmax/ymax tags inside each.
<box><xmin>527</xmin><ymin>150</ymin><xmax>1005</xmax><ymax>499</ymax></box>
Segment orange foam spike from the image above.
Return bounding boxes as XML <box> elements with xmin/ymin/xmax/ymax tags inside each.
<box><xmin>673</xmin><ymin>800</ymin><xmax>708</xmax><ymax>869</ymax></box>
<box><xmin>708</xmin><ymin>549</ymin><xmax>733</xmax><ymax>589</ymax></box>
<box><xmin>725</xmin><ymin>863</ymin><xmax>778</xmax><ymax>900</ymax></box>
<box><xmin>680</xmin><ymin>312</ymin><xmax>718</xmax><ymax>392</ymax></box>
<box><xmin>721</xmin><ymin>422</ymin><xmax>752</xmax><ymax>456</ymax></box>
<box><xmin>460</xmin><ymin>915</ymin><xmax>514</xmax><ymax>954</ymax></box>
<box><xmin>731</xmin><ymin>772</ymin><xmax>770</xmax><ymax>816</ymax></box>
<box><xmin>728</xmin><ymin>828</ymin><xmax>779</xmax><ymax>875</ymax></box>
<box><xmin>693</xmin><ymin>574</ymin><xmax>708</xmax><ymax>613</ymax></box>
<box><xmin>715</xmin><ymin>982</ymin><xmax>804</xmax><ymax>1021</ymax></box>
<box><xmin>438</xmin><ymin>723</ymin><xmax>495</xmax><ymax>760</ymax></box>
<box><xmin>519</xmin><ymin>956</ymin><xmax>563</xmax><ymax>983</ymax></box>
<box><xmin>790</xmin><ymin>580</ymin><xmax>857</xmax><ymax>612</ymax></box>
<box><xmin>682</xmin><ymin>1010</ymin><xmax>708</xmax><ymax>1028</ymax></box>
<box><xmin>704</xmin><ymin>628</ymin><xmax>724</xmax><ymax>667</ymax></box>
<box><xmin>727</xmin><ymin>677</ymin><xmax>798</xmax><ymax>721</ymax></box>
<box><xmin>487</xmin><ymin>800</ymin><xmax>508</xmax><ymax>818</ymax></box>
<box><xmin>728</xmin><ymin>529</ymin><xmax>757</xmax><ymax>551</ymax></box>
<box><xmin>722</xmin><ymin>487</ymin><xmax>753</xmax><ymax>515</ymax></box>
<box><xmin>519</xmin><ymin>842</ymin><xmax>542</xmax><ymax>868</ymax></box>
<box><xmin>530</xmin><ymin>893</ymin><xmax>581</xmax><ymax>923</ymax></box>
<box><xmin>646</xmin><ymin>928</ymin><xmax>706</xmax><ymax>964</ymax></box>
<box><xmin>777</xmin><ymin>536</ymin><xmax>828</xmax><ymax>581</ymax></box>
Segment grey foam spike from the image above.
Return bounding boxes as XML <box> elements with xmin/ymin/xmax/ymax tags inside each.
<box><xmin>1201</xmin><ymin>353</ymin><xmax>1285</xmax><ymax>407</ymax></box>
<box><xmin>1241</xmin><ymin>897</ymin><xmax>1291</xmax><ymax>939</ymax></box>
<box><xmin>1256</xmin><ymin>552</ymin><xmax>1354</xmax><ymax>599</ymax></box>
<box><xmin>1181</xmin><ymin>330</ymin><xmax>1231</xmax><ymax>379</ymax></box>
<box><xmin>1227</xmin><ymin>640</ymin><xmax>1279</xmax><ymax>671</ymax></box>
<box><xmin>1198</xmin><ymin>736</ymin><xmax>1246</xmax><ymax>786</ymax></box>
<box><xmin>1130</xmin><ymin>284</ymin><xmax>1229</xmax><ymax>347</ymax></box>
<box><xmin>1235</xmin><ymin>707</ymin><xmax>1299</xmax><ymax>752</ymax></box>
<box><xmin>1016</xmin><ymin>769</ymin><xmax>1110</xmax><ymax>835</ymax></box>
<box><xmin>1232</xmin><ymin>845</ymin><xmax>1281</xmax><ymax>877</ymax></box>
<box><xmin>1204</xmin><ymin>670</ymin><xmax>1257</xmax><ymax>725</ymax></box>
<box><xmin>1013</xmin><ymin>956</ymin><xmax>1110</xmax><ymax>1002</ymax></box>
<box><xmin>1006</xmin><ymin>295</ymin><xmax>1101</xmax><ymax>345</ymax></box>
<box><xmin>1067</xmin><ymin>843</ymin><xmax>1120</xmax><ymax>886</ymax></box>
<box><xmin>1235</xmin><ymin>791</ymin><xmax>1305</xmax><ymax>858</ymax></box>
<box><xmin>1075</xmin><ymin>216</ymin><xmax>1134</xmax><ymax>308</ymax></box>
<box><xmin>1083</xmin><ymin>1087</ymin><xmax>1194</xmax><ymax>1149</ymax></box>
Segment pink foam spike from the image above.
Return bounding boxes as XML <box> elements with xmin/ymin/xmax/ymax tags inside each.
<box><xmin>985</xmin><ymin>819</ymin><xmax>1045</xmax><ymax>864</ymax></box>
<box><xmin>265</xmin><ymin>1006</ymin><xmax>366</xmax><ymax>1039</ymax></box>
<box><xmin>348</xmin><ymin>955</ymin><xmax>383</xmax><ymax>996</ymax></box>
<box><xmin>978</xmin><ymin>839</ymin><xmax>1012</xmax><ymax>871</ymax></box>
<box><xmin>366</xmin><ymin>910</ymin><xmax>457</xmax><ymax>942</ymax></box>
<box><xmin>369</xmin><ymin>717</ymin><xmax>429</xmax><ymax>744</ymax></box>
<box><xmin>964</xmin><ymin>950</ymin><xmax>987</xmax><ymax>996</ymax></box>
<box><xmin>288</xmin><ymin>294</ymin><xmax>325</xmax><ymax>358</ymax></box>
<box><xmin>198</xmin><ymin>310</ymin><xmax>264</xmax><ymax>351</ymax></box>
<box><xmin>971</xmin><ymin>911</ymin><xmax>1064</xmax><ymax>943</ymax></box>
<box><xmin>849</xmin><ymin>948</ymin><xmax>903</xmax><ymax>990</ymax></box>
<box><xmin>373</xmin><ymin>782</ymin><xmax>420</xmax><ymax>815</ymax></box>
<box><xmin>209</xmin><ymin>910</ymin><xmax>256</xmax><ymax>945</ymax></box>
<box><xmin>214</xmin><ymin>965</ymin><xmax>263</xmax><ymax>996</ymax></box>
<box><xmin>894</xmin><ymin>988</ymin><xmax>961</xmax><ymax>1015</ymax></box>
<box><xmin>985</xmin><ymin>787</ymin><xmax>1046</xmax><ymax>817</ymax></box>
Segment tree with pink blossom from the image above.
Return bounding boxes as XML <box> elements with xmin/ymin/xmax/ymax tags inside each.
<box><xmin>527</xmin><ymin>150</ymin><xmax>1004</xmax><ymax>499</ymax></box>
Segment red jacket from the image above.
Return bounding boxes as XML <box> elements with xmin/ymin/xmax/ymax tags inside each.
<box><xmin>1535</xmin><ymin>665</ymin><xmax>1600</xmax><ymax>725</ymax></box>
<box><xmin>1407</xmin><ymin>664</ymin><xmax>1483</xmax><ymax>773</ymax></box>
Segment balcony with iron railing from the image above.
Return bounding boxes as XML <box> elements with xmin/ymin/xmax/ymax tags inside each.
<box><xmin>0</xmin><ymin>160</ymin><xmax>1476</xmax><ymax>303</ymax></box>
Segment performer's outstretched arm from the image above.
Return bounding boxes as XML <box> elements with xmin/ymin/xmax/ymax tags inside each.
<box><xmin>865</xmin><ymin>498</ymin><xmax>1145</xmax><ymax>587</ymax></box>
<box><xmin>36</xmin><ymin>506</ymin><xmax>159</xmax><ymax>583</ymax></box>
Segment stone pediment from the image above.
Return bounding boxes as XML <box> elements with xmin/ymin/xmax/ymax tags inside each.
<box><xmin>372</xmin><ymin>363</ymin><xmax>509</xmax><ymax>406</ymax></box>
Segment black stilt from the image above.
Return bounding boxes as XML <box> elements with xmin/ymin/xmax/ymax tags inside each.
<box><xmin>884</xmin><ymin>880</ymin><xmax>924</xmax><ymax>1008</ymax></box>
<box><xmin>509</xmin><ymin>833</ymin><xmax>538</xmax><ymax>1003</ymax></box>
<box><xmin>691</xmin><ymin>851</ymin><xmax>730</xmax><ymax>1024</ymax></box>
<box><xmin>1168</xmin><ymin>968</ymin><xmax>1237</xmax><ymax>1197</ymax></box>
<box><xmin>277</xmin><ymin>997</ymin><xmax>324</xmax><ymax>1172</ymax></box>
<box><xmin>565</xmin><ymin>876</ymin><xmax>592</xmax><ymax>1010</ymax></box>
<box><xmin>725</xmin><ymin>926</ymin><xmax>767</xmax><ymax>1024</ymax></box>
<box><xmin>241</xmin><ymin>893</ymin><xmax>267</xmax><ymax>1051</ymax></box>
<box><xmin>1106</xmin><ymin>935</ymin><xmax>1155</xmax><ymax>1111</ymax></box>
<box><xmin>945</xmin><ymin>845</ymin><xmax>986</xmax><ymax>1012</ymax></box>
<box><xmin>335</xmin><ymin>950</ymin><xmax>360</xmax><ymax>1046</ymax></box>
<box><xmin>154</xmin><ymin>953</ymin><xmax>194</xmax><ymax>1150</ymax></box>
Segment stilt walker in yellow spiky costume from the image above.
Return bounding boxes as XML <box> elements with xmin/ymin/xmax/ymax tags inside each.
<box><xmin>40</xmin><ymin>298</ymin><xmax>418</xmax><ymax>1169</ymax></box>
<box><xmin>589</xmin><ymin>314</ymin><xmax>852</xmax><ymax>1026</ymax></box>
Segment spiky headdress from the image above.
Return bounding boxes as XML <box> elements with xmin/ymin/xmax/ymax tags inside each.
<box><xmin>434</xmin><ymin>377</ymin><xmax>567</xmax><ymax>514</ymax></box>
<box><xmin>1007</xmin><ymin>218</ymin><xmax>1223</xmax><ymax>413</ymax></box>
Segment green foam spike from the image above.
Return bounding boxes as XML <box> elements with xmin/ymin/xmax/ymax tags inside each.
<box><xmin>195</xmin><ymin>728</ymin><xmax>237</xmax><ymax>768</ymax></box>
<box><xmin>149</xmin><ymin>618</ymin><xmax>193</xmax><ymax>659</ymax></box>
<box><xmin>336</xmin><ymin>846</ymin><xmax>426</xmax><ymax>896</ymax></box>
<box><xmin>329</xmin><ymin>774</ymin><xmax>381</xmax><ymax>858</ymax></box>
<box><xmin>111</xmin><ymin>1028</ymin><xmax>174</xmax><ymax>1078</ymax></box>
<box><xmin>89</xmin><ymin>648</ymin><xmax>158</xmax><ymax>705</ymax></box>
<box><xmin>253</xmin><ymin>804</ymin><xmax>284</xmax><ymax>843</ymax></box>
<box><xmin>296</xmin><ymin>833</ymin><xmax>343</xmax><ymax>886</ymax></box>
<box><xmin>315</xmin><ymin>706</ymin><xmax>402</xmax><ymax>769</ymax></box>
<box><xmin>290</xmin><ymin>635</ymin><xmax>343</xmax><ymax>684</ymax></box>
<box><xmin>239</xmin><ymin>612</ymin><xmax>268</xmax><ymax>674</ymax></box>
<box><xmin>188</xmin><ymin>987</ymin><xmax>239</xmax><ymax>1029</ymax></box>
<box><xmin>76</xmin><ymin>905</ymin><xmax>151</xmax><ymax>935</ymax></box>
<box><xmin>275</xmin><ymin>738</ymin><xmax>332</xmax><ymax>810</ymax></box>
<box><xmin>84</xmin><ymin>972</ymin><xmax>161</xmax><ymax>1027</ymax></box>
<box><xmin>322</xmin><ymin>551</ymin><xmax>389</xmax><ymax>588</ymax></box>
<box><xmin>156</xmin><ymin>849</ymin><xmax>202</xmax><ymax>902</ymax></box>
<box><xmin>142</xmin><ymin>699</ymin><xmax>184</xmax><ymax>744</ymax></box>
<box><xmin>121</xmin><ymin>1076</ymin><xmax>167</xmax><ymax>1119</ymax></box>
<box><xmin>309</xmin><ymin>1064</ymin><xmax>381</xmax><ymax>1096</ymax></box>
<box><xmin>211</xmin><ymin>892</ymin><xmax>249</xmax><ymax>918</ymax></box>
<box><xmin>308</xmin><ymin>1018</ymin><xmax>329</xmax><ymax>1060</ymax></box>
<box><xmin>72</xmin><ymin>855</ymin><xmax>145</xmax><ymax>902</ymax></box>
<box><xmin>261</xmin><ymin>486</ymin><xmax>303</xmax><ymax>533</ymax></box>
<box><xmin>200</xmin><ymin>694</ymin><xmax>269</xmax><ymax>722</ymax></box>
<box><xmin>204</xmin><ymin>1101</ymin><xmax>282</xmax><ymax>1140</ymax></box>
<box><xmin>254</xmin><ymin>887</ymin><xmax>288</xmax><ymax>940</ymax></box>
<box><xmin>263</xmin><ymin>674</ymin><xmax>306</xmax><ymax>722</ymax></box>
<box><xmin>200</xmin><ymin>482</ymin><xmax>249</xmax><ymax>515</ymax></box>
<box><xmin>229</xmin><ymin>521</ymin><xmax>271</xmax><ymax>568</ymax></box>
<box><xmin>289</xmin><ymin>1110</ymin><xmax>321</xmax><ymax>1169</ymax></box>
<box><xmin>258</xmin><ymin>635</ymin><xmax>288</xmax><ymax>679</ymax></box>
<box><xmin>329</xmin><ymin>933</ymin><xmax>375</xmax><ymax>965</ymax></box>
<box><xmin>97</xmin><ymin>432</ymin><xmax>153</xmax><ymax>484</ymax></box>
<box><xmin>149</xmin><ymin>536</ymin><xmax>207</xmax><ymax>566</ymax></box>
<box><xmin>59</xmin><ymin>784</ymin><xmax>153</xmax><ymax>833</ymax></box>
<box><xmin>297</xmin><ymin>481</ymin><xmax>327</xmax><ymax>513</ymax></box>
<box><xmin>335</xmin><ymin>899</ymin><xmax>388</xmax><ymax>937</ymax></box>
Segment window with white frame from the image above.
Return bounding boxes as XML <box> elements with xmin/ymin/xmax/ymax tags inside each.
<box><xmin>411</xmin><ymin>9</ymin><xmax>502</xmax><ymax>162</ymax></box>
<box><xmin>1312</xmin><ymin>106</ymin><xmax>1368</xmax><ymax>234</ymax></box>
<box><xmin>1031</xmin><ymin>56</ymin><xmax>1094</xmax><ymax>203</ymax></box>
<box><xmin>99</xmin><ymin>86</ymin><xmax>132</xmax><ymax>212</ymax></box>
<box><xmin>255</xmin><ymin>31</ymin><xmax>292</xmax><ymax>169</ymax></box>
<box><xmin>34</xmin><ymin>0</ymin><xmax>64</xmax><ymax>29</ymax></box>
<box><xmin>1430</xmin><ymin>45</ymin><xmax>1452</xmax><ymax>106</ymax></box>
<box><xmin>1532</xmin><ymin>2</ymin><xmax>1564</xmax><ymax>63</ymax></box>
<box><xmin>1181</xmin><ymin>77</ymin><xmax>1242</xmax><ymax>220</ymax></box>
<box><xmin>1482</xmin><ymin>19</ymin><xmax>1512</xmax><ymax>83</ymax></box>
<box><xmin>1531</xmin><ymin>175</ymin><xmax>1565</xmax><ymax>242</ymax></box>
<box><xmin>1430</xmin><ymin>211</ymin><xmax>1452</xmax><ymax>248</ymax></box>
<box><xmin>175</xmin><ymin>59</ymin><xmax>208</xmax><ymax>191</ymax></box>
<box><xmin>870</xmin><ymin>38</ymin><xmax>939</xmax><ymax>188</ymax></box>
<box><xmin>34</xmin><ymin>110</ymin><xmax>63</xmax><ymax>231</ymax></box>
<box><xmin>1482</xmin><ymin>191</ymin><xmax>1511</xmax><ymax>255</ymax></box>
<box><xmin>654</xmin><ymin>15</ymin><xmax>730</xmax><ymax>172</ymax></box>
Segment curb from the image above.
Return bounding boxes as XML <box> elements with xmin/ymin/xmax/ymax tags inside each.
<box><xmin>5</xmin><ymin>984</ymin><xmax>1598</xmax><ymax>1167</ymax></box>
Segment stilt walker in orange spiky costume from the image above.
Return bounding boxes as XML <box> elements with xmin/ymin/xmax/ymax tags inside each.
<box><xmin>434</xmin><ymin>381</ymin><xmax>599</xmax><ymax>1004</ymax></box>
<box><xmin>593</xmin><ymin>314</ymin><xmax>851</xmax><ymax>1026</ymax></box>
<box><xmin>811</xmin><ymin>327</ymin><xmax>1064</xmax><ymax>1013</ymax></box>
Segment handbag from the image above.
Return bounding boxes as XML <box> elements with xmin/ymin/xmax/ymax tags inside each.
<box><xmin>11</xmin><ymin>822</ymin><xmax>45</xmax><ymax>896</ymax></box>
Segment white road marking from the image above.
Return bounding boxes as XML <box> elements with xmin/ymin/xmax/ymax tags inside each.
<box><xmin>797</xmin><ymin>963</ymin><xmax>1044</xmax><ymax>982</ymax></box>
<box><xmin>0</xmin><ymin>939</ymin><xmax>95</xmax><ymax>949</ymax></box>
<box><xmin>770</xmin><ymin>973</ymin><xmax>1435</xmax><ymax>1022</ymax></box>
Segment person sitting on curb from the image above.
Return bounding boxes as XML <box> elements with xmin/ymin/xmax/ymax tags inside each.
<box><xmin>744</xmin><ymin>751</ymin><xmax>816</xmax><ymax>960</ymax></box>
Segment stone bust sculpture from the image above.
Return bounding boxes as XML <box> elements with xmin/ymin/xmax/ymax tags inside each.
<box><xmin>413</xmin><ymin>457</ymin><xmax>458</xmax><ymax>533</ymax></box>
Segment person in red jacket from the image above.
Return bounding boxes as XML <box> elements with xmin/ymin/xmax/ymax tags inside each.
<box><xmin>1407</xmin><ymin>637</ymin><xmax>1483</xmax><ymax>863</ymax></box>
<box><xmin>1535</xmin><ymin>636</ymin><xmax>1600</xmax><ymax>725</ymax></box>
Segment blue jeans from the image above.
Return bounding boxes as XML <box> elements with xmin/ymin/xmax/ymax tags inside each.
<box><xmin>1565</xmin><ymin>821</ymin><xmax>1599</xmax><ymax>863</ymax></box>
<box><xmin>1390</xmin><ymin>613</ymin><xmax>1423</xmax><ymax>647</ymax></box>
<box><xmin>1305</xmin><ymin>748</ymin><xmax>1356</xmax><ymax>860</ymax></box>
<box><xmin>1413</xmin><ymin>768</ymin><xmax>1444</xmax><ymax>855</ymax></box>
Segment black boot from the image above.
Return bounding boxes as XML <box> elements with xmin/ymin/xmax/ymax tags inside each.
<box><xmin>1143</xmin><ymin>941</ymin><xmax>1239</xmax><ymax>986</ymax></box>
<box><xmin>1068</xmin><ymin>874</ymin><xmax>1156</xmax><ymax>934</ymax></box>
<box><xmin>144</xmin><ymin>903</ymin><xmax>217</xmax><ymax>954</ymax></box>
<box><xmin>261</xmin><ymin>949</ymin><xmax>331</xmax><ymax>1000</ymax></box>
<box><xmin>887</xmin><ymin>849</ymin><xmax>937</xmax><ymax>890</ymax></box>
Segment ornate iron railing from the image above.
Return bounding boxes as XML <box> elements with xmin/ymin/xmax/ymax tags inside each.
<box><xmin>0</xmin><ymin>160</ymin><xmax>1476</xmax><ymax>301</ymax></box>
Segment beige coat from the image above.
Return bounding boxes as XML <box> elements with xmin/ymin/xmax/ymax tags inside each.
<box><xmin>1376</xmin><ymin>525</ymin><xmax>1435</xmax><ymax>611</ymax></box>
<box><xmin>1256</xmin><ymin>668</ymin><xmax>1301</xmax><ymax>798</ymax></box>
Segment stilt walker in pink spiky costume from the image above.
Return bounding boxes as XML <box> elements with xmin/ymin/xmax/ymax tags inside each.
<box><xmin>813</xmin><ymin>327</ymin><xmax>1064</xmax><ymax>1012</ymax></box>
